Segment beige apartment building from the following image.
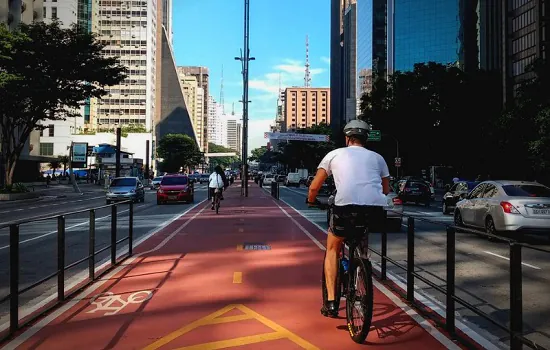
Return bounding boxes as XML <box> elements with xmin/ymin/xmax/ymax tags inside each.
<box><xmin>284</xmin><ymin>87</ymin><xmax>330</xmax><ymax>132</ymax></box>
<box><xmin>178</xmin><ymin>72</ymin><xmax>206</xmax><ymax>151</ymax></box>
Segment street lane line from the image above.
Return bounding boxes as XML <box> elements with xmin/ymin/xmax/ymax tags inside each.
<box><xmin>271</xmin><ymin>198</ymin><xmax>460</xmax><ymax>349</ymax></box>
<box><xmin>0</xmin><ymin>203</ymin><xmax>152</xmax><ymax>250</ymax></box>
<box><xmin>484</xmin><ymin>251</ymin><xmax>541</xmax><ymax>270</ymax></box>
<box><xmin>0</xmin><ymin>195</ymin><xmax>104</xmax><ymax>214</ymax></box>
<box><xmin>233</xmin><ymin>272</ymin><xmax>242</xmax><ymax>284</ymax></box>
<box><xmin>2</xmin><ymin>199</ymin><xmax>208</xmax><ymax>349</ymax></box>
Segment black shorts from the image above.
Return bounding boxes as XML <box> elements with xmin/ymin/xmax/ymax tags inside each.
<box><xmin>329</xmin><ymin>205</ymin><xmax>384</xmax><ymax>238</ymax></box>
<box><xmin>209</xmin><ymin>187</ymin><xmax>223</xmax><ymax>198</ymax></box>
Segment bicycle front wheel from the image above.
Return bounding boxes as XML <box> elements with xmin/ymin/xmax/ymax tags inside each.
<box><xmin>346</xmin><ymin>257</ymin><xmax>373</xmax><ymax>344</ymax></box>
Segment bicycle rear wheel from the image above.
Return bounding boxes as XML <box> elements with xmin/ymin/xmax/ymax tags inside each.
<box><xmin>321</xmin><ymin>251</ymin><xmax>343</xmax><ymax>316</ymax></box>
<box><xmin>346</xmin><ymin>257</ymin><xmax>373</xmax><ymax>344</ymax></box>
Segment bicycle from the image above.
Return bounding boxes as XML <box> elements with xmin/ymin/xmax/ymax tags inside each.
<box><xmin>213</xmin><ymin>188</ymin><xmax>221</xmax><ymax>214</ymax></box>
<box><xmin>310</xmin><ymin>196</ymin><xmax>374</xmax><ymax>344</ymax></box>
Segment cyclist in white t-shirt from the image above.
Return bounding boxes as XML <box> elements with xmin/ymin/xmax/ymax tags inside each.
<box><xmin>307</xmin><ymin>119</ymin><xmax>390</xmax><ymax>318</ymax></box>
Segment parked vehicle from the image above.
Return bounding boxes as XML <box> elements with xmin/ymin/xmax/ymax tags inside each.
<box><xmin>442</xmin><ymin>181</ymin><xmax>479</xmax><ymax>214</ymax></box>
<box><xmin>106</xmin><ymin>177</ymin><xmax>145</xmax><ymax>204</ymax></box>
<box><xmin>385</xmin><ymin>187</ymin><xmax>404</xmax><ymax>231</ymax></box>
<box><xmin>454</xmin><ymin>180</ymin><xmax>550</xmax><ymax>235</ymax></box>
<box><xmin>157</xmin><ymin>174</ymin><xmax>194</xmax><ymax>204</ymax></box>
<box><xmin>198</xmin><ymin>174</ymin><xmax>210</xmax><ymax>184</ymax></box>
<box><xmin>263</xmin><ymin>174</ymin><xmax>275</xmax><ymax>186</ymax></box>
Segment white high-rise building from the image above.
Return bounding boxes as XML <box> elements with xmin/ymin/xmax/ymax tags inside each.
<box><xmin>226</xmin><ymin>115</ymin><xmax>241</xmax><ymax>155</ymax></box>
<box><xmin>94</xmin><ymin>0</ymin><xmax>158</xmax><ymax>132</ymax></box>
<box><xmin>207</xmin><ymin>95</ymin><xmax>227</xmax><ymax>147</ymax></box>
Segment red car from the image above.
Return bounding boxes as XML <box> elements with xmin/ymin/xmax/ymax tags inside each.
<box><xmin>156</xmin><ymin>174</ymin><xmax>194</xmax><ymax>204</ymax></box>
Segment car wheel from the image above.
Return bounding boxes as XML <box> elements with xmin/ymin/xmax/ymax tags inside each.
<box><xmin>486</xmin><ymin>216</ymin><xmax>498</xmax><ymax>239</ymax></box>
<box><xmin>454</xmin><ymin>210</ymin><xmax>464</xmax><ymax>232</ymax></box>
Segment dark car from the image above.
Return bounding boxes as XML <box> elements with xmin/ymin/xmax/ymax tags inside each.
<box><xmin>198</xmin><ymin>174</ymin><xmax>210</xmax><ymax>184</ymax></box>
<box><xmin>157</xmin><ymin>175</ymin><xmax>194</xmax><ymax>204</ymax></box>
<box><xmin>397</xmin><ymin>179</ymin><xmax>431</xmax><ymax>206</ymax></box>
<box><xmin>442</xmin><ymin>181</ymin><xmax>479</xmax><ymax>214</ymax></box>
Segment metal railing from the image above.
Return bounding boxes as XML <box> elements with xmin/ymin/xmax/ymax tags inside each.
<box><xmin>370</xmin><ymin>211</ymin><xmax>550</xmax><ymax>350</ymax></box>
<box><xmin>268</xmin><ymin>187</ymin><xmax>549</xmax><ymax>349</ymax></box>
<box><xmin>0</xmin><ymin>200</ymin><xmax>135</xmax><ymax>342</ymax></box>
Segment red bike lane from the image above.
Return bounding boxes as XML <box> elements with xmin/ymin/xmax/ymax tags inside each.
<box><xmin>3</xmin><ymin>182</ymin><xmax>462</xmax><ymax>350</ymax></box>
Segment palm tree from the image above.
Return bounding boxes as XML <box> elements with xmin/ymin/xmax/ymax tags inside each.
<box><xmin>48</xmin><ymin>160</ymin><xmax>61</xmax><ymax>178</ymax></box>
<box><xmin>58</xmin><ymin>155</ymin><xmax>70</xmax><ymax>177</ymax></box>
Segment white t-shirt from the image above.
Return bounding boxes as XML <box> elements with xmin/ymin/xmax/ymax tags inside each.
<box><xmin>318</xmin><ymin>146</ymin><xmax>390</xmax><ymax>206</ymax></box>
<box><xmin>209</xmin><ymin>173</ymin><xmax>224</xmax><ymax>188</ymax></box>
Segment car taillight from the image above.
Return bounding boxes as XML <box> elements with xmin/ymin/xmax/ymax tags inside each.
<box><xmin>392</xmin><ymin>198</ymin><xmax>403</xmax><ymax>205</ymax></box>
<box><xmin>500</xmin><ymin>201</ymin><xmax>520</xmax><ymax>214</ymax></box>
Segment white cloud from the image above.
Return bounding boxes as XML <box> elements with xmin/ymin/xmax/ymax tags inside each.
<box><xmin>321</xmin><ymin>56</ymin><xmax>331</xmax><ymax>64</ymax></box>
<box><xmin>248</xmin><ymin>118</ymin><xmax>274</xmax><ymax>153</ymax></box>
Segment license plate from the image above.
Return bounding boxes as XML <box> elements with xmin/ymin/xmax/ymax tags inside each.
<box><xmin>532</xmin><ymin>209</ymin><xmax>549</xmax><ymax>215</ymax></box>
<box><xmin>411</xmin><ymin>191</ymin><xmax>421</xmax><ymax>195</ymax></box>
<box><xmin>168</xmin><ymin>196</ymin><xmax>177</xmax><ymax>200</ymax></box>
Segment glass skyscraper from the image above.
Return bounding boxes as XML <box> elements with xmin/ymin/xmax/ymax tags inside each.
<box><xmin>391</xmin><ymin>0</ymin><xmax>462</xmax><ymax>72</ymax></box>
<box><xmin>356</xmin><ymin>0</ymin><xmax>387</xmax><ymax>97</ymax></box>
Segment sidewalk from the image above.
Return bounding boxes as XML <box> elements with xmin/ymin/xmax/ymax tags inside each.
<box><xmin>2</xmin><ymin>182</ymin><xmax>460</xmax><ymax>350</ymax></box>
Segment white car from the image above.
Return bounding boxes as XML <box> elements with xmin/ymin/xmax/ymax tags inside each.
<box><xmin>285</xmin><ymin>172</ymin><xmax>301</xmax><ymax>187</ymax></box>
<box><xmin>263</xmin><ymin>174</ymin><xmax>275</xmax><ymax>186</ymax></box>
<box><xmin>150</xmin><ymin>176</ymin><xmax>163</xmax><ymax>189</ymax></box>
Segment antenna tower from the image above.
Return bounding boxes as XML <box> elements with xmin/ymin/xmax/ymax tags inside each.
<box><xmin>232</xmin><ymin>102</ymin><xmax>235</xmax><ymax>116</ymax></box>
<box><xmin>220</xmin><ymin>65</ymin><xmax>225</xmax><ymax>114</ymax></box>
<box><xmin>304</xmin><ymin>35</ymin><xmax>311</xmax><ymax>87</ymax></box>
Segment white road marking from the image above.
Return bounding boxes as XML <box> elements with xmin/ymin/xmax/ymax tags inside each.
<box><xmin>272</xmin><ymin>197</ymin><xmax>461</xmax><ymax>350</ymax></box>
<box><xmin>0</xmin><ymin>203</ymin><xmax>152</xmax><ymax>250</ymax></box>
<box><xmin>483</xmin><ymin>251</ymin><xmax>541</xmax><ymax>270</ymax></box>
<box><xmin>0</xmin><ymin>195</ymin><xmax>104</xmax><ymax>214</ymax></box>
<box><xmin>1</xmin><ymin>199</ymin><xmax>208</xmax><ymax>347</ymax></box>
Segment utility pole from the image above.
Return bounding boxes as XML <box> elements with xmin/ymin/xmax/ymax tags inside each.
<box><xmin>145</xmin><ymin>139</ymin><xmax>150</xmax><ymax>182</ymax></box>
<box><xmin>115</xmin><ymin>127</ymin><xmax>121</xmax><ymax>177</ymax></box>
<box><xmin>235</xmin><ymin>0</ymin><xmax>254</xmax><ymax>197</ymax></box>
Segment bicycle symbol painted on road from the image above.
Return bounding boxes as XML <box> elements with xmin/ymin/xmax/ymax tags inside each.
<box><xmin>87</xmin><ymin>290</ymin><xmax>153</xmax><ymax>316</ymax></box>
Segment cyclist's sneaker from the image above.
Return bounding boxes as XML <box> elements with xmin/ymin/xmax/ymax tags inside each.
<box><xmin>211</xmin><ymin>204</ymin><xmax>215</xmax><ymax>210</ymax></box>
<box><xmin>320</xmin><ymin>300</ymin><xmax>338</xmax><ymax>318</ymax></box>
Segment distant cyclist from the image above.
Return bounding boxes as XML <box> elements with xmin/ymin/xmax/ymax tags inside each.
<box><xmin>307</xmin><ymin>119</ymin><xmax>390</xmax><ymax>317</ymax></box>
<box><xmin>209</xmin><ymin>165</ymin><xmax>226</xmax><ymax>209</ymax></box>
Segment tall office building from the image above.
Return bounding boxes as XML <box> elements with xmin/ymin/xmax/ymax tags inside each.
<box><xmin>207</xmin><ymin>95</ymin><xmax>227</xmax><ymax>147</ymax></box>
<box><xmin>179</xmin><ymin>66</ymin><xmax>210</xmax><ymax>153</ymax></box>
<box><xmin>226</xmin><ymin>116</ymin><xmax>239</xmax><ymax>155</ymax></box>
<box><xmin>343</xmin><ymin>2</ymin><xmax>358</xmax><ymax>121</ymax></box>
<box><xmin>94</xmin><ymin>0</ymin><xmax>159</xmax><ymax>132</ymax></box>
<box><xmin>161</xmin><ymin>0</ymin><xmax>172</xmax><ymax>44</ymax></box>
<box><xmin>178</xmin><ymin>71</ymin><xmax>206</xmax><ymax>151</ymax></box>
<box><xmin>502</xmin><ymin>0</ymin><xmax>548</xmax><ymax>103</ymax></box>
<box><xmin>284</xmin><ymin>87</ymin><xmax>331</xmax><ymax>132</ymax></box>
<box><xmin>387</xmin><ymin>0</ymin><xmax>478</xmax><ymax>74</ymax></box>
<box><xmin>330</xmin><ymin>0</ymin><xmax>348</xmax><ymax>141</ymax></box>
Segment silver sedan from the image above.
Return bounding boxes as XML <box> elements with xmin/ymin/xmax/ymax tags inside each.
<box><xmin>454</xmin><ymin>180</ymin><xmax>550</xmax><ymax>235</ymax></box>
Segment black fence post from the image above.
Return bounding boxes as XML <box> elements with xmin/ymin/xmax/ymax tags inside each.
<box><xmin>129</xmin><ymin>201</ymin><xmax>134</xmax><ymax>256</ymax></box>
<box><xmin>510</xmin><ymin>243</ymin><xmax>523</xmax><ymax>350</ymax></box>
<box><xmin>406</xmin><ymin>217</ymin><xmax>415</xmax><ymax>302</ymax></box>
<box><xmin>276</xmin><ymin>182</ymin><xmax>280</xmax><ymax>199</ymax></box>
<box><xmin>89</xmin><ymin>209</ymin><xmax>95</xmax><ymax>281</ymax></box>
<box><xmin>9</xmin><ymin>224</ymin><xmax>19</xmax><ymax>334</ymax></box>
<box><xmin>111</xmin><ymin>205</ymin><xmax>117</xmax><ymax>265</ymax></box>
<box><xmin>446</xmin><ymin>226</ymin><xmax>456</xmax><ymax>334</ymax></box>
<box><xmin>207</xmin><ymin>187</ymin><xmax>212</xmax><ymax>201</ymax></box>
<box><xmin>57</xmin><ymin>216</ymin><xmax>65</xmax><ymax>302</ymax></box>
<box><xmin>380</xmin><ymin>211</ymin><xmax>388</xmax><ymax>280</ymax></box>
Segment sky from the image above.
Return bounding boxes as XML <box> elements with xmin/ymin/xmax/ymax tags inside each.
<box><xmin>172</xmin><ymin>0</ymin><xmax>330</xmax><ymax>153</ymax></box>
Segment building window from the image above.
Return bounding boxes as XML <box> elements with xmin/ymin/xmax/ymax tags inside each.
<box><xmin>48</xmin><ymin>124</ymin><xmax>54</xmax><ymax>136</ymax></box>
<box><xmin>43</xmin><ymin>7</ymin><xmax>46</xmax><ymax>17</ymax></box>
<box><xmin>40</xmin><ymin>143</ymin><xmax>54</xmax><ymax>156</ymax></box>
<box><xmin>51</xmin><ymin>7</ymin><xmax>57</xmax><ymax>19</ymax></box>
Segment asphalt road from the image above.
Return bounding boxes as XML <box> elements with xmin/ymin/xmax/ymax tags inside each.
<box><xmin>271</xmin><ymin>183</ymin><xmax>550</xmax><ymax>349</ymax></box>
<box><xmin>0</xmin><ymin>184</ymin><xmax>209</xmax><ymax>330</ymax></box>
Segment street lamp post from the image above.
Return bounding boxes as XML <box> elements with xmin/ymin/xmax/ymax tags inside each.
<box><xmin>235</xmin><ymin>0</ymin><xmax>255</xmax><ymax>197</ymax></box>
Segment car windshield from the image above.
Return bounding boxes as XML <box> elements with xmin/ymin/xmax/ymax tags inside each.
<box><xmin>161</xmin><ymin>177</ymin><xmax>188</xmax><ymax>185</ymax></box>
<box><xmin>408</xmin><ymin>181</ymin><xmax>427</xmax><ymax>188</ymax></box>
<box><xmin>153</xmin><ymin>177</ymin><xmax>162</xmax><ymax>182</ymax></box>
<box><xmin>265</xmin><ymin>175</ymin><xmax>274</xmax><ymax>178</ymax></box>
<box><xmin>502</xmin><ymin>184</ymin><xmax>550</xmax><ymax>197</ymax></box>
<box><xmin>111</xmin><ymin>178</ymin><xmax>136</xmax><ymax>187</ymax></box>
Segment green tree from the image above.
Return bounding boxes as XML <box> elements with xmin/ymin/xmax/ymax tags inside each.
<box><xmin>0</xmin><ymin>21</ymin><xmax>127</xmax><ymax>187</ymax></box>
<box><xmin>157</xmin><ymin>134</ymin><xmax>203</xmax><ymax>173</ymax></box>
<box><xmin>0</xmin><ymin>25</ymin><xmax>29</xmax><ymax>87</ymax></box>
<box><xmin>249</xmin><ymin>146</ymin><xmax>267</xmax><ymax>162</ymax></box>
<box><xmin>208</xmin><ymin>143</ymin><xmax>239</xmax><ymax>169</ymax></box>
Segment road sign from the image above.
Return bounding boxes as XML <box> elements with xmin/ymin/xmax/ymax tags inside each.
<box><xmin>368</xmin><ymin>130</ymin><xmax>381</xmax><ymax>141</ymax></box>
<box><xmin>71</xmin><ymin>142</ymin><xmax>88</xmax><ymax>168</ymax></box>
<box><xmin>265</xmin><ymin>132</ymin><xmax>330</xmax><ymax>142</ymax></box>
<box><xmin>395</xmin><ymin>157</ymin><xmax>402</xmax><ymax>167</ymax></box>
